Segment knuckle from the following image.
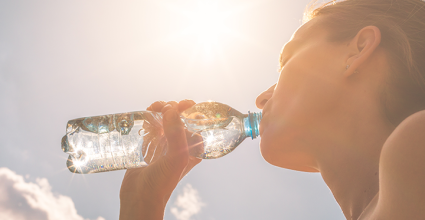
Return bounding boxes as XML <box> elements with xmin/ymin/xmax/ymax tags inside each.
<box><xmin>151</xmin><ymin>101</ymin><xmax>166</xmax><ymax>112</ymax></box>
<box><xmin>178</xmin><ymin>100</ymin><xmax>196</xmax><ymax>112</ymax></box>
<box><xmin>167</xmin><ymin>101</ymin><xmax>178</xmax><ymax>107</ymax></box>
<box><xmin>162</xmin><ymin>104</ymin><xmax>176</xmax><ymax>115</ymax></box>
<box><xmin>153</xmin><ymin>101</ymin><xmax>165</xmax><ymax>105</ymax></box>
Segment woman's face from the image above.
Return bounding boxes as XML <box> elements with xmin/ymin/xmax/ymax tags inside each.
<box><xmin>256</xmin><ymin>18</ymin><xmax>349</xmax><ymax>172</ymax></box>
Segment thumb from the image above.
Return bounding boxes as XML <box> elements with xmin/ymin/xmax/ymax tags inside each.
<box><xmin>162</xmin><ymin>109</ymin><xmax>189</xmax><ymax>170</ymax></box>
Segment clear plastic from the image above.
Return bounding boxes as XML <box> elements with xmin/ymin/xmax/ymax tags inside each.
<box><xmin>61</xmin><ymin>101</ymin><xmax>261</xmax><ymax>174</ymax></box>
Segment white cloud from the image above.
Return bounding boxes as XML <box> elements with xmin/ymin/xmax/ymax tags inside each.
<box><xmin>0</xmin><ymin>167</ymin><xmax>105</xmax><ymax>220</ymax></box>
<box><xmin>170</xmin><ymin>184</ymin><xmax>205</xmax><ymax>220</ymax></box>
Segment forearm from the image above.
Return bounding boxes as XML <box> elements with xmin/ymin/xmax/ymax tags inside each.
<box><xmin>120</xmin><ymin>198</ymin><xmax>165</xmax><ymax>220</ymax></box>
<box><xmin>119</xmin><ymin>101</ymin><xmax>201</xmax><ymax>220</ymax></box>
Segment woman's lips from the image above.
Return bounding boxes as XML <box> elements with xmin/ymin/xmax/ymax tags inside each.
<box><xmin>261</xmin><ymin>107</ymin><xmax>270</xmax><ymax>119</ymax></box>
<box><xmin>259</xmin><ymin>111</ymin><xmax>267</xmax><ymax>136</ymax></box>
<box><xmin>261</xmin><ymin>110</ymin><xmax>266</xmax><ymax>118</ymax></box>
<box><xmin>259</xmin><ymin>100</ymin><xmax>274</xmax><ymax>136</ymax></box>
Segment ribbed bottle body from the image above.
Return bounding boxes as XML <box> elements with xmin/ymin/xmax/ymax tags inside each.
<box><xmin>62</xmin><ymin>111</ymin><xmax>165</xmax><ymax>174</ymax></box>
<box><xmin>61</xmin><ymin>101</ymin><xmax>261</xmax><ymax>174</ymax></box>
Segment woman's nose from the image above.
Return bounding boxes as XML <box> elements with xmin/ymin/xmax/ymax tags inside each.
<box><xmin>256</xmin><ymin>84</ymin><xmax>276</xmax><ymax>109</ymax></box>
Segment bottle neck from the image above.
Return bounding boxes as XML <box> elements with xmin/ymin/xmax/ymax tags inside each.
<box><xmin>243</xmin><ymin>111</ymin><xmax>262</xmax><ymax>140</ymax></box>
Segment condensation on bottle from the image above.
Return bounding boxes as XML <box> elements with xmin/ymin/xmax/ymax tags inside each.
<box><xmin>61</xmin><ymin>101</ymin><xmax>261</xmax><ymax>174</ymax></box>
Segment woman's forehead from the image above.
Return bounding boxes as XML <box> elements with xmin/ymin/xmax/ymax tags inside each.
<box><xmin>279</xmin><ymin>17</ymin><xmax>327</xmax><ymax>69</ymax></box>
<box><xmin>291</xmin><ymin>17</ymin><xmax>323</xmax><ymax>41</ymax></box>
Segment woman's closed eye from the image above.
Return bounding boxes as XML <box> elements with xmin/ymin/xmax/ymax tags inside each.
<box><xmin>279</xmin><ymin>56</ymin><xmax>289</xmax><ymax>71</ymax></box>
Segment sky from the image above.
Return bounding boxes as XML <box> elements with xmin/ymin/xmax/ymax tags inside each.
<box><xmin>0</xmin><ymin>0</ymin><xmax>345</xmax><ymax>219</ymax></box>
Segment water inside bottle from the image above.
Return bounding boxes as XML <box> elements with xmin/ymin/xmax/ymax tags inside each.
<box><xmin>62</xmin><ymin>112</ymin><xmax>166</xmax><ymax>174</ymax></box>
<box><xmin>62</xmin><ymin>102</ymin><xmax>251</xmax><ymax>173</ymax></box>
<box><xmin>182</xmin><ymin>102</ymin><xmax>248</xmax><ymax>159</ymax></box>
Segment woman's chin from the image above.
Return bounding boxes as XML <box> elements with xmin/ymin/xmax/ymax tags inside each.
<box><xmin>259</xmin><ymin>131</ymin><xmax>285</xmax><ymax>167</ymax></box>
<box><xmin>259</xmin><ymin>131</ymin><xmax>319</xmax><ymax>172</ymax></box>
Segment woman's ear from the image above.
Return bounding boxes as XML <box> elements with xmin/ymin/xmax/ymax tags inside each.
<box><xmin>344</xmin><ymin>26</ymin><xmax>382</xmax><ymax>77</ymax></box>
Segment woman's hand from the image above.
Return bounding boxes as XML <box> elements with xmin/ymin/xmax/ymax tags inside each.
<box><xmin>119</xmin><ymin>100</ymin><xmax>202</xmax><ymax>220</ymax></box>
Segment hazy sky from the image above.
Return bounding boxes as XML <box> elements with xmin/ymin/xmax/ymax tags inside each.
<box><xmin>0</xmin><ymin>0</ymin><xmax>345</xmax><ymax>219</ymax></box>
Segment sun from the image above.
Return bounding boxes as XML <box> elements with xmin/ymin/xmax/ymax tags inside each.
<box><xmin>186</xmin><ymin>1</ymin><xmax>227</xmax><ymax>54</ymax></box>
<box><xmin>157</xmin><ymin>0</ymin><xmax>251</xmax><ymax>61</ymax></box>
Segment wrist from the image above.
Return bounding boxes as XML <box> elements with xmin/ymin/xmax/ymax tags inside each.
<box><xmin>120</xmin><ymin>195</ymin><xmax>165</xmax><ymax>220</ymax></box>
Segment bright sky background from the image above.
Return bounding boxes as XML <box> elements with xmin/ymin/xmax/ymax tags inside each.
<box><xmin>0</xmin><ymin>0</ymin><xmax>345</xmax><ymax>219</ymax></box>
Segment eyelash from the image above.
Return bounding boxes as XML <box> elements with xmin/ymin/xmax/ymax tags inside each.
<box><xmin>279</xmin><ymin>56</ymin><xmax>289</xmax><ymax>71</ymax></box>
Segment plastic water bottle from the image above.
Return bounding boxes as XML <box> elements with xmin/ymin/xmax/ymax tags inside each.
<box><xmin>61</xmin><ymin>101</ymin><xmax>261</xmax><ymax>174</ymax></box>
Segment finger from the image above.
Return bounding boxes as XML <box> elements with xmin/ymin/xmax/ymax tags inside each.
<box><xmin>161</xmin><ymin>104</ymin><xmax>173</xmax><ymax>114</ymax></box>
<box><xmin>178</xmin><ymin>99</ymin><xmax>196</xmax><ymax>112</ymax></box>
<box><xmin>166</xmin><ymin>101</ymin><xmax>178</xmax><ymax>109</ymax></box>
<box><xmin>150</xmin><ymin>101</ymin><xmax>166</xmax><ymax>112</ymax></box>
<box><xmin>161</xmin><ymin>101</ymin><xmax>179</xmax><ymax>114</ymax></box>
<box><xmin>162</xmin><ymin>108</ymin><xmax>189</xmax><ymax>169</ymax></box>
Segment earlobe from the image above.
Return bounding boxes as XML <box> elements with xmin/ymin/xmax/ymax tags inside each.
<box><xmin>345</xmin><ymin>65</ymin><xmax>359</xmax><ymax>75</ymax></box>
<box><xmin>343</xmin><ymin>26</ymin><xmax>382</xmax><ymax>77</ymax></box>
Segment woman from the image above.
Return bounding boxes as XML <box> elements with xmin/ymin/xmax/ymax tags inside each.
<box><xmin>120</xmin><ymin>0</ymin><xmax>425</xmax><ymax>219</ymax></box>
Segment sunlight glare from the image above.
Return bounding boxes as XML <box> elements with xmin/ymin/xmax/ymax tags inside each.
<box><xmin>205</xmin><ymin>133</ymin><xmax>215</xmax><ymax>145</ymax></box>
<box><xmin>189</xmin><ymin>1</ymin><xmax>226</xmax><ymax>55</ymax></box>
<box><xmin>159</xmin><ymin>0</ymin><xmax>248</xmax><ymax>62</ymax></box>
<box><xmin>72</xmin><ymin>159</ymin><xmax>85</xmax><ymax>169</ymax></box>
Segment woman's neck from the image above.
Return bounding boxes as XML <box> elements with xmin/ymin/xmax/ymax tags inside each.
<box><xmin>319</xmin><ymin>149</ymin><xmax>380</xmax><ymax>219</ymax></box>
<box><xmin>314</xmin><ymin>105</ymin><xmax>394</xmax><ymax>219</ymax></box>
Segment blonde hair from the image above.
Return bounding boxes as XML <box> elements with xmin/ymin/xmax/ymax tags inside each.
<box><xmin>303</xmin><ymin>0</ymin><xmax>425</xmax><ymax>125</ymax></box>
